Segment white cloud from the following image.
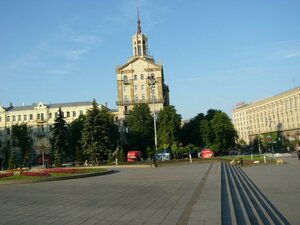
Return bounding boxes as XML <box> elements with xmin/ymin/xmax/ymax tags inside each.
<box><xmin>45</xmin><ymin>64</ymin><xmax>73</xmax><ymax>76</ymax></box>
<box><xmin>71</xmin><ymin>35</ymin><xmax>100</xmax><ymax>43</ymax></box>
<box><xmin>65</xmin><ymin>49</ymin><xmax>88</xmax><ymax>60</ymax></box>
<box><xmin>284</xmin><ymin>51</ymin><xmax>300</xmax><ymax>59</ymax></box>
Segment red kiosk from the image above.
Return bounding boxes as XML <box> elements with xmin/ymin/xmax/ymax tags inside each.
<box><xmin>127</xmin><ymin>151</ymin><xmax>142</xmax><ymax>162</ymax></box>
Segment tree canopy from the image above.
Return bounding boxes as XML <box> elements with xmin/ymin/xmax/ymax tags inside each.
<box><xmin>11</xmin><ymin>123</ymin><xmax>32</xmax><ymax>163</ymax></box>
<box><xmin>81</xmin><ymin>99</ymin><xmax>118</xmax><ymax>162</ymax></box>
<box><xmin>125</xmin><ymin>103</ymin><xmax>154</xmax><ymax>156</ymax></box>
<box><xmin>52</xmin><ymin>107</ymin><xmax>68</xmax><ymax>166</ymax></box>
<box><xmin>179</xmin><ymin>113</ymin><xmax>205</xmax><ymax>146</ymax></box>
<box><xmin>202</xmin><ymin>111</ymin><xmax>237</xmax><ymax>152</ymax></box>
<box><xmin>67</xmin><ymin>115</ymin><xmax>86</xmax><ymax>161</ymax></box>
<box><xmin>157</xmin><ymin>105</ymin><xmax>182</xmax><ymax>149</ymax></box>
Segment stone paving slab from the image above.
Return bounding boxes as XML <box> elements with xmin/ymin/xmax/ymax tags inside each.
<box><xmin>1</xmin><ymin>160</ymin><xmax>298</xmax><ymax>224</ymax></box>
<box><xmin>188</xmin><ymin>163</ymin><xmax>221</xmax><ymax>225</ymax></box>
<box><xmin>0</xmin><ymin>164</ymin><xmax>210</xmax><ymax>225</ymax></box>
<box><xmin>242</xmin><ymin>158</ymin><xmax>300</xmax><ymax>225</ymax></box>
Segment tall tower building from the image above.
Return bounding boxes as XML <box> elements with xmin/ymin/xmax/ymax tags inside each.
<box><xmin>116</xmin><ymin>13</ymin><xmax>169</xmax><ymax>119</ymax></box>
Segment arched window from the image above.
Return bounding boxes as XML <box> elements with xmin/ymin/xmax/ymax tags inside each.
<box><xmin>123</xmin><ymin>75</ymin><xmax>128</xmax><ymax>84</ymax></box>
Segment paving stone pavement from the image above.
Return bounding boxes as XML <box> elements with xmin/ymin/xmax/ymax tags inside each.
<box><xmin>0</xmin><ymin>160</ymin><xmax>299</xmax><ymax>225</ymax></box>
<box><xmin>0</xmin><ymin>164</ymin><xmax>212</xmax><ymax>225</ymax></box>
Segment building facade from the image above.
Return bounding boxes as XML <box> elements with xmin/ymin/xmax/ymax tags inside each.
<box><xmin>233</xmin><ymin>86</ymin><xmax>300</xmax><ymax>148</ymax></box>
<box><xmin>0</xmin><ymin>101</ymin><xmax>110</xmax><ymax>164</ymax></box>
<box><xmin>115</xmin><ymin>15</ymin><xmax>169</xmax><ymax>119</ymax></box>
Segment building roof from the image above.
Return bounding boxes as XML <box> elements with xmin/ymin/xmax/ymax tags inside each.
<box><xmin>4</xmin><ymin>101</ymin><xmax>93</xmax><ymax>112</ymax></box>
<box><xmin>233</xmin><ymin>86</ymin><xmax>300</xmax><ymax>111</ymax></box>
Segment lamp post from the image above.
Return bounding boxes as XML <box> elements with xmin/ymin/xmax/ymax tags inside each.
<box><xmin>247</xmin><ymin>126</ymin><xmax>253</xmax><ymax>159</ymax></box>
<box><xmin>258</xmin><ymin>137</ymin><xmax>262</xmax><ymax>154</ymax></box>
<box><xmin>148</xmin><ymin>74</ymin><xmax>157</xmax><ymax>167</ymax></box>
<box><xmin>268</xmin><ymin>117</ymin><xmax>274</xmax><ymax>154</ymax></box>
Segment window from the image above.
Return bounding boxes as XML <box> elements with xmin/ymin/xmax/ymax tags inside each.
<box><xmin>124</xmin><ymin>86</ymin><xmax>128</xmax><ymax>92</ymax></box>
<box><xmin>73</xmin><ymin>111</ymin><xmax>76</xmax><ymax>117</ymax></box>
<box><xmin>80</xmin><ymin>110</ymin><xmax>84</xmax><ymax>115</ymax></box>
<box><xmin>55</xmin><ymin>112</ymin><xmax>58</xmax><ymax>119</ymax></box>
<box><xmin>24</xmin><ymin>115</ymin><xmax>27</xmax><ymax>121</ymax></box>
<box><xmin>141</xmin><ymin>84</ymin><xmax>144</xmax><ymax>91</ymax></box>
<box><xmin>0</xmin><ymin>116</ymin><xmax>1</xmax><ymax>123</ymax></box>
<box><xmin>123</xmin><ymin>75</ymin><xmax>129</xmax><ymax>84</ymax></box>
<box><xmin>135</xmin><ymin>95</ymin><xmax>138</xmax><ymax>102</ymax></box>
<box><xmin>29</xmin><ymin>114</ymin><xmax>33</xmax><ymax>120</ymax></box>
<box><xmin>141</xmin><ymin>74</ymin><xmax>144</xmax><ymax>80</ymax></box>
<box><xmin>134</xmin><ymin>85</ymin><xmax>137</xmax><ymax>91</ymax></box>
<box><xmin>12</xmin><ymin>115</ymin><xmax>16</xmax><ymax>122</ymax></box>
<box><xmin>18</xmin><ymin>115</ymin><xmax>21</xmax><ymax>121</ymax></box>
<box><xmin>67</xmin><ymin>111</ymin><xmax>70</xmax><ymax>117</ymax></box>
<box><xmin>41</xmin><ymin>113</ymin><xmax>44</xmax><ymax>120</ymax></box>
<box><xmin>49</xmin><ymin>113</ymin><xmax>52</xmax><ymax>119</ymax></box>
<box><xmin>37</xmin><ymin>114</ymin><xmax>40</xmax><ymax>120</ymax></box>
<box><xmin>134</xmin><ymin>75</ymin><xmax>137</xmax><ymax>80</ymax></box>
<box><xmin>142</xmin><ymin>94</ymin><xmax>145</xmax><ymax>100</ymax></box>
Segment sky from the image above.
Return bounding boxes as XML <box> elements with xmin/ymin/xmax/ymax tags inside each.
<box><xmin>1</xmin><ymin>0</ymin><xmax>300</xmax><ymax>120</ymax></box>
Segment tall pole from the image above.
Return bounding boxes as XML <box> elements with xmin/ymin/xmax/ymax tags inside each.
<box><xmin>149</xmin><ymin>74</ymin><xmax>157</xmax><ymax>167</ymax></box>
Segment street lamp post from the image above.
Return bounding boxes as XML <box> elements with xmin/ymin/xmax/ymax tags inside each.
<box><xmin>247</xmin><ymin>126</ymin><xmax>253</xmax><ymax>159</ymax></box>
<box><xmin>148</xmin><ymin>74</ymin><xmax>157</xmax><ymax>167</ymax></box>
<box><xmin>268</xmin><ymin>117</ymin><xmax>274</xmax><ymax>154</ymax></box>
<box><xmin>258</xmin><ymin>137</ymin><xmax>262</xmax><ymax>154</ymax></box>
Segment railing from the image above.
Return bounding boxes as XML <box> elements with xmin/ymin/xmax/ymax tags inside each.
<box><xmin>36</xmin><ymin>119</ymin><xmax>46</xmax><ymax>123</ymax></box>
<box><xmin>116</xmin><ymin>98</ymin><xmax>164</xmax><ymax>106</ymax></box>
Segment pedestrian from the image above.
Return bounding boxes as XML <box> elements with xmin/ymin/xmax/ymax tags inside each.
<box><xmin>297</xmin><ymin>149</ymin><xmax>300</xmax><ymax>160</ymax></box>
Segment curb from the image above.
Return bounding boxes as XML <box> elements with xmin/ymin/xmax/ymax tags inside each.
<box><xmin>0</xmin><ymin>169</ymin><xmax>117</xmax><ymax>185</ymax></box>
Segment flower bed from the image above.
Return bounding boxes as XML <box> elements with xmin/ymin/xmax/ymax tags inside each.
<box><xmin>21</xmin><ymin>171</ymin><xmax>50</xmax><ymax>177</ymax></box>
<box><xmin>0</xmin><ymin>172</ymin><xmax>14</xmax><ymax>179</ymax></box>
<box><xmin>43</xmin><ymin>168</ymin><xmax>84</xmax><ymax>173</ymax></box>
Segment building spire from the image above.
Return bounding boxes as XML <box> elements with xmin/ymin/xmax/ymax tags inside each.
<box><xmin>137</xmin><ymin>8</ymin><xmax>142</xmax><ymax>34</ymax></box>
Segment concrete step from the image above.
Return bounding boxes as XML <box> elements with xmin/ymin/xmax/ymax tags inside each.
<box><xmin>221</xmin><ymin>163</ymin><xmax>290</xmax><ymax>225</ymax></box>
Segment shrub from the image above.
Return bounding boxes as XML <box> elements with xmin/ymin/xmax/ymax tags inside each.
<box><xmin>8</xmin><ymin>154</ymin><xmax>16</xmax><ymax>169</ymax></box>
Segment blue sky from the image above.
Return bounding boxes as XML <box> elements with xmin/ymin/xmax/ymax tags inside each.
<box><xmin>1</xmin><ymin>0</ymin><xmax>300</xmax><ymax>120</ymax></box>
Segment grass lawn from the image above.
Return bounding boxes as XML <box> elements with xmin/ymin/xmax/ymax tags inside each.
<box><xmin>0</xmin><ymin>168</ymin><xmax>107</xmax><ymax>182</ymax></box>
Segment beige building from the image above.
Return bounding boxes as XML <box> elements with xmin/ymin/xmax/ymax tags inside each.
<box><xmin>115</xmin><ymin>15</ymin><xmax>169</xmax><ymax>119</ymax></box>
<box><xmin>0</xmin><ymin>101</ymin><xmax>110</xmax><ymax>162</ymax></box>
<box><xmin>233</xmin><ymin>86</ymin><xmax>300</xmax><ymax>146</ymax></box>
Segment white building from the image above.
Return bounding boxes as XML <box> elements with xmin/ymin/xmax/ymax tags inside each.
<box><xmin>233</xmin><ymin>86</ymin><xmax>300</xmax><ymax>147</ymax></box>
<box><xmin>115</xmin><ymin>14</ymin><xmax>169</xmax><ymax>119</ymax></box>
<box><xmin>0</xmin><ymin>101</ymin><xmax>111</xmax><ymax>164</ymax></box>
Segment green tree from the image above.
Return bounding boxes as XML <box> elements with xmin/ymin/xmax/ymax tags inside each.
<box><xmin>210</xmin><ymin>111</ymin><xmax>237</xmax><ymax>153</ymax></box>
<box><xmin>125</xmin><ymin>103</ymin><xmax>154</xmax><ymax>156</ymax></box>
<box><xmin>157</xmin><ymin>105</ymin><xmax>182</xmax><ymax>149</ymax></box>
<box><xmin>67</xmin><ymin>115</ymin><xmax>86</xmax><ymax>160</ymax></box>
<box><xmin>200</xmin><ymin>119</ymin><xmax>215</xmax><ymax>147</ymax></box>
<box><xmin>11</xmin><ymin>123</ymin><xmax>32</xmax><ymax>165</ymax></box>
<box><xmin>179</xmin><ymin>113</ymin><xmax>205</xmax><ymax>146</ymax></box>
<box><xmin>8</xmin><ymin>153</ymin><xmax>16</xmax><ymax>169</ymax></box>
<box><xmin>81</xmin><ymin>99</ymin><xmax>118</xmax><ymax>162</ymax></box>
<box><xmin>52</xmin><ymin>107</ymin><xmax>68</xmax><ymax>166</ymax></box>
<box><xmin>205</xmin><ymin>109</ymin><xmax>220</xmax><ymax>121</ymax></box>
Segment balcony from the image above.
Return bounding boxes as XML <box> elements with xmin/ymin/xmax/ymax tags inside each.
<box><xmin>36</xmin><ymin>119</ymin><xmax>46</xmax><ymax>124</ymax></box>
<box><xmin>116</xmin><ymin>98</ymin><xmax>164</xmax><ymax>106</ymax></box>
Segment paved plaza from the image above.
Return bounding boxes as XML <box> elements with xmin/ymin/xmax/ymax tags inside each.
<box><xmin>0</xmin><ymin>159</ymin><xmax>299</xmax><ymax>225</ymax></box>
